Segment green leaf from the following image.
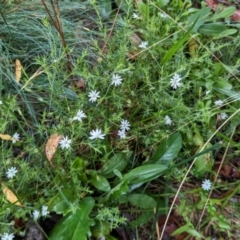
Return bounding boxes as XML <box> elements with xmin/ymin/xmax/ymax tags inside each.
<box><xmin>91</xmin><ymin>175</ymin><xmax>111</xmax><ymax>192</ymax></box>
<box><xmin>49</xmin><ymin>188</ymin><xmax>75</xmax><ymax>215</ymax></box>
<box><xmin>156</xmin><ymin>0</ymin><xmax>170</xmax><ymax>7</ymax></box>
<box><xmin>49</xmin><ymin>197</ymin><xmax>95</xmax><ymax>240</ymax></box>
<box><xmin>186</xmin><ymin>228</ymin><xmax>203</xmax><ymax>238</ymax></box>
<box><xmin>188</xmin><ymin>7</ymin><xmax>211</xmax><ymax>33</ymax></box>
<box><xmin>130</xmin><ymin>211</ymin><xmax>153</xmax><ymax>227</ymax></box>
<box><xmin>213</xmin><ymin>29</ymin><xmax>238</xmax><ymax>38</ymax></box>
<box><xmin>148</xmin><ymin>132</ymin><xmax>182</xmax><ymax>164</ymax></box>
<box><xmin>214</xmin><ymin>79</ymin><xmax>232</xmax><ymax>90</ymax></box>
<box><xmin>171</xmin><ymin>222</ymin><xmax>191</xmax><ymax>236</ymax></box>
<box><xmin>98</xmin><ymin>153</ymin><xmax>129</xmax><ymax>178</ymax></box>
<box><xmin>161</xmin><ymin>30</ymin><xmax>191</xmax><ymax>63</ymax></box>
<box><xmin>127</xmin><ymin>194</ymin><xmax>157</xmax><ymax>209</ymax></box>
<box><xmin>210</xmin><ymin>6</ymin><xmax>236</xmax><ymax>21</ymax></box>
<box><xmin>98</xmin><ymin>0</ymin><xmax>112</xmax><ymax>18</ymax></box>
<box><xmin>198</xmin><ymin>23</ymin><xmax>228</xmax><ymax>36</ymax></box>
<box><xmin>114</xmin><ymin>0</ymin><xmax>131</xmax><ymax>12</ymax></box>
<box><xmin>122</xmin><ymin>164</ymin><xmax>167</xmax><ymax>185</ymax></box>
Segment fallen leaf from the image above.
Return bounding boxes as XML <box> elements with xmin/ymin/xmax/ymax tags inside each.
<box><xmin>2</xmin><ymin>183</ymin><xmax>23</xmax><ymax>206</ymax></box>
<box><xmin>45</xmin><ymin>134</ymin><xmax>63</xmax><ymax>167</ymax></box>
<box><xmin>15</xmin><ymin>59</ymin><xmax>22</xmax><ymax>82</ymax></box>
<box><xmin>74</xmin><ymin>78</ymin><xmax>86</xmax><ymax>89</ymax></box>
<box><xmin>0</xmin><ymin>134</ymin><xmax>12</xmax><ymax>141</ymax></box>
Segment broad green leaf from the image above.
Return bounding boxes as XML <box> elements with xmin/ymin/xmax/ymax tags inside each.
<box><xmin>213</xmin><ymin>29</ymin><xmax>238</xmax><ymax>38</ymax></box>
<box><xmin>71</xmin><ymin>158</ymin><xmax>85</xmax><ymax>170</ymax></box>
<box><xmin>148</xmin><ymin>132</ymin><xmax>182</xmax><ymax>164</ymax></box>
<box><xmin>186</xmin><ymin>228</ymin><xmax>203</xmax><ymax>238</ymax></box>
<box><xmin>122</xmin><ymin>164</ymin><xmax>167</xmax><ymax>185</ymax></box>
<box><xmin>106</xmin><ymin>180</ymin><xmax>129</xmax><ymax>201</ymax></box>
<box><xmin>127</xmin><ymin>194</ymin><xmax>157</xmax><ymax>209</ymax></box>
<box><xmin>91</xmin><ymin>175</ymin><xmax>111</xmax><ymax>192</ymax></box>
<box><xmin>188</xmin><ymin>7</ymin><xmax>211</xmax><ymax>33</ymax></box>
<box><xmin>98</xmin><ymin>153</ymin><xmax>129</xmax><ymax>178</ymax></box>
<box><xmin>161</xmin><ymin>30</ymin><xmax>191</xmax><ymax>63</ymax></box>
<box><xmin>49</xmin><ymin>197</ymin><xmax>95</xmax><ymax>240</ymax></box>
<box><xmin>130</xmin><ymin>211</ymin><xmax>153</xmax><ymax>227</ymax></box>
<box><xmin>198</xmin><ymin>23</ymin><xmax>228</xmax><ymax>36</ymax></box>
<box><xmin>98</xmin><ymin>0</ymin><xmax>112</xmax><ymax>18</ymax></box>
<box><xmin>49</xmin><ymin>188</ymin><xmax>75</xmax><ymax>215</ymax></box>
<box><xmin>156</xmin><ymin>0</ymin><xmax>170</xmax><ymax>7</ymax></box>
<box><xmin>210</xmin><ymin>6</ymin><xmax>236</xmax><ymax>21</ymax></box>
<box><xmin>214</xmin><ymin>79</ymin><xmax>232</xmax><ymax>90</ymax></box>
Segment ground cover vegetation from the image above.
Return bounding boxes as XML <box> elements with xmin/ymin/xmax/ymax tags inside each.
<box><xmin>1</xmin><ymin>0</ymin><xmax>240</xmax><ymax>239</ymax></box>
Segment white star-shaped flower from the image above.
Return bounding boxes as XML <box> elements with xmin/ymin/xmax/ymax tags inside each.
<box><xmin>132</xmin><ymin>13</ymin><xmax>139</xmax><ymax>19</ymax></box>
<box><xmin>117</xmin><ymin>129</ymin><xmax>126</xmax><ymax>139</ymax></box>
<box><xmin>89</xmin><ymin>129</ymin><xmax>105</xmax><ymax>140</ymax></box>
<box><xmin>33</xmin><ymin>210</ymin><xmax>40</xmax><ymax>220</ymax></box>
<box><xmin>59</xmin><ymin>136</ymin><xmax>72</xmax><ymax>149</ymax></box>
<box><xmin>170</xmin><ymin>73</ymin><xmax>182</xmax><ymax>89</ymax></box>
<box><xmin>201</xmin><ymin>179</ymin><xmax>212</xmax><ymax>191</ymax></box>
<box><xmin>12</xmin><ymin>132</ymin><xmax>20</xmax><ymax>143</ymax></box>
<box><xmin>120</xmin><ymin>119</ymin><xmax>130</xmax><ymax>131</ymax></box>
<box><xmin>214</xmin><ymin>100</ymin><xmax>224</xmax><ymax>107</ymax></box>
<box><xmin>220</xmin><ymin>113</ymin><xmax>228</xmax><ymax>120</ymax></box>
<box><xmin>111</xmin><ymin>74</ymin><xmax>123</xmax><ymax>86</ymax></box>
<box><xmin>72</xmin><ymin>110</ymin><xmax>86</xmax><ymax>122</ymax></box>
<box><xmin>1</xmin><ymin>233</ymin><xmax>15</xmax><ymax>240</ymax></box>
<box><xmin>139</xmin><ymin>41</ymin><xmax>148</xmax><ymax>49</ymax></box>
<box><xmin>41</xmin><ymin>205</ymin><xmax>49</xmax><ymax>217</ymax></box>
<box><xmin>6</xmin><ymin>167</ymin><xmax>18</xmax><ymax>179</ymax></box>
<box><xmin>88</xmin><ymin>90</ymin><xmax>100</xmax><ymax>103</ymax></box>
<box><xmin>164</xmin><ymin>115</ymin><xmax>172</xmax><ymax>125</ymax></box>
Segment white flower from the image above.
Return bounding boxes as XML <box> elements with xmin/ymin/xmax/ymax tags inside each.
<box><xmin>170</xmin><ymin>73</ymin><xmax>182</xmax><ymax>89</ymax></box>
<box><xmin>72</xmin><ymin>110</ymin><xmax>86</xmax><ymax>122</ymax></box>
<box><xmin>214</xmin><ymin>99</ymin><xmax>224</xmax><ymax>107</ymax></box>
<box><xmin>89</xmin><ymin>129</ymin><xmax>105</xmax><ymax>140</ymax></box>
<box><xmin>6</xmin><ymin>167</ymin><xmax>18</xmax><ymax>179</ymax></box>
<box><xmin>12</xmin><ymin>132</ymin><xmax>20</xmax><ymax>143</ymax></box>
<box><xmin>132</xmin><ymin>13</ymin><xmax>139</xmax><ymax>19</ymax></box>
<box><xmin>220</xmin><ymin>113</ymin><xmax>228</xmax><ymax>120</ymax></box>
<box><xmin>88</xmin><ymin>90</ymin><xmax>100</xmax><ymax>103</ymax></box>
<box><xmin>120</xmin><ymin>119</ymin><xmax>130</xmax><ymax>131</ymax></box>
<box><xmin>33</xmin><ymin>210</ymin><xmax>40</xmax><ymax>220</ymax></box>
<box><xmin>41</xmin><ymin>205</ymin><xmax>49</xmax><ymax>217</ymax></box>
<box><xmin>164</xmin><ymin>115</ymin><xmax>172</xmax><ymax>125</ymax></box>
<box><xmin>111</xmin><ymin>74</ymin><xmax>123</xmax><ymax>86</ymax></box>
<box><xmin>1</xmin><ymin>233</ymin><xmax>14</xmax><ymax>240</ymax></box>
<box><xmin>0</xmin><ymin>100</ymin><xmax>2</xmax><ymax>105</ymax></box>
<box><xmin>117</xmin><ymin>129</ymin><xmax>126</xmax><ymax>139</ymax></box>
<box><xmin>201</xmin><ymin>179</ymin><xmax>212</xmax><ymax>191</ymax></box>
<box><xmin>59</xmin><ymin>136</ymin><xmax>72</xmax><ymax>149</ymax></box>
<box><xmin>159</xmin><ymin>12</ymin><xmax>168</xmax><ymax>19</ymax></box>
<box><xmin>139</xmin><ymin>41</ymin><xmax>148</xmax><ymax>49</ymax></box>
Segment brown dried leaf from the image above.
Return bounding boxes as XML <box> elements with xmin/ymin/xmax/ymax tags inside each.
<box><xmin>0</xmin><ymin>134</ymin><xmax>12</xmax><ymax>141</ymax></box>
<box><xmin>2</xmin><ymin>183</ymin><xmax>23</xmax><ymax>206</ymax></box>
<box><xmin>15</xmin><ymin>59</ymin><xmax>22</xmax><ymax>82</ymax></box>
<box><xmin>45</xmin><ymin>134</ymin><xmax>63</xmax><ymax>167</ymax></box>
<box><xmin>74</xmin><ymin>78</ymin><xmax>86</xmax><ymax>89</ymax></box>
